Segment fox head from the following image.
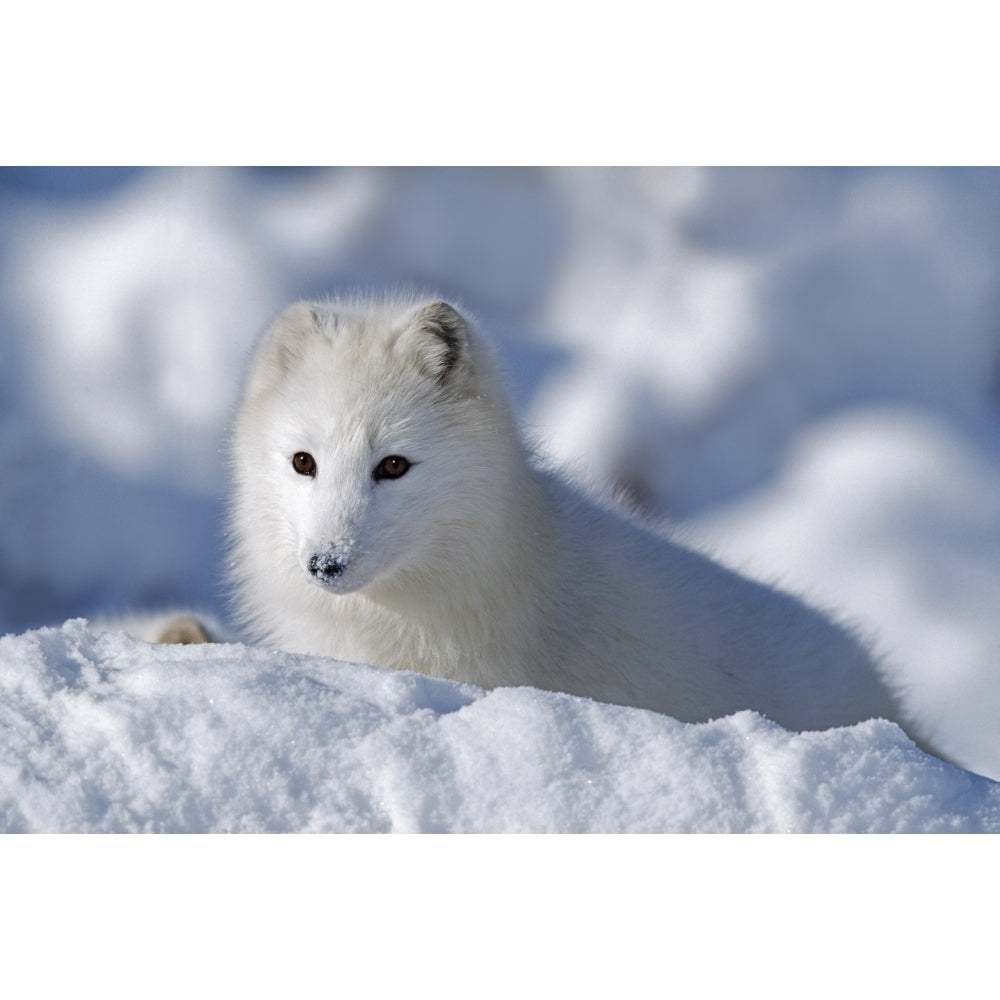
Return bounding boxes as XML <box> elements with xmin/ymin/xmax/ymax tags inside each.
<box><xmin>231</xmin><ymin>295</ymin><xmax>519</xmax><ymax>601</ymax></box>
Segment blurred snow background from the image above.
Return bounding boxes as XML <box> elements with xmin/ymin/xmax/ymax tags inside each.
<box><xmin>1</xmin><ymin>166</ymin><xmax>999</xmax><ymax>830</ymax></box>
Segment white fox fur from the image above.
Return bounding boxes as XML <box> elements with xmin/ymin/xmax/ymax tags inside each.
<box><xmin>228</xmin><ymin>293</ymin><xmax>901</xmax><ymax>732</ymax></box>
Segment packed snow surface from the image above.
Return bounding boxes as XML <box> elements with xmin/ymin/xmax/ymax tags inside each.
<box><xmin>2</xmin><ymin>167</ymin><xmax>999</xmax><ymax>832</ymax></box>
<box><xmin>4</xmin><ymin>621</ymin><xmax>998</xmax><ymax>833</ymax></box>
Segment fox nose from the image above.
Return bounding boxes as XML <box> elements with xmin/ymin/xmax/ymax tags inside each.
<box><xmin>308</xmin><ymin>551</ymin><xmax>347</xmax><ymax>582</ymax></box>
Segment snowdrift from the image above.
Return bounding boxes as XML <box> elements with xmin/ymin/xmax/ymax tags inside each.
<box><xmin>3</xmin><ymin>621</ymin><xmax>997</xmax><ymax>834</ymax></box>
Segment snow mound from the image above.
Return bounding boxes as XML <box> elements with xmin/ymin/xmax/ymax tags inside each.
<box><xmin>2</xmin><ymin>620</ymin><xmax>997</xmax><ymax>834</ymax></box>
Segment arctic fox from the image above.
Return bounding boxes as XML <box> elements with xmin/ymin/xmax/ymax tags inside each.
<box><xmin>229</xmin><ymin>294</ymin><xmax>899</xmax><ymax>732</ymax></box>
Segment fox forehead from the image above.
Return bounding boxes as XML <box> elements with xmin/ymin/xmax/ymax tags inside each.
<box><xmin>247</xmin><ymin>295</ymin><xmax>480</xmax><ymax>464</ymax></box>
<box><xmin>276</xmin><ymin>383</ymin><xmax>419</xmax><ymax>447</ymax></box>
<box><xmin>283</xmin><ymin>308</ymin><xmax>441</xmax><ymax>394</ymax></box>
<box><xmin>273</xmin><ymin>354</ymin><xmax>434</xmax><ymax>453</ymax></box>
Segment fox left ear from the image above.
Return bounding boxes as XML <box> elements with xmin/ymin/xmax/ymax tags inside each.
<box><xmin>406</xmin><ymin>300</ymin><xmax>469</xmax><ymax>384</ymax></box>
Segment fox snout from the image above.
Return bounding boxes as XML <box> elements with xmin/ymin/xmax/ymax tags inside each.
<box><xmin>307</xmin><ymin>547</ymin><xmax>349</xmax><ymax>585</ymax></box>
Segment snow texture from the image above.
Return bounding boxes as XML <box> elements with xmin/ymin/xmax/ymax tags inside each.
<box><xmin>2</xmin><ymin>166</ymin><xmax>999</xmax><ymax>833</ymax></box>
<box><xmin>4</xmin><ymin>621</ymin><xmax>998</xmax><ymax>834</ymax></box>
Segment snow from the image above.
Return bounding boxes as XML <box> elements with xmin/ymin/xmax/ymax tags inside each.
<box><xmin>2</xmin><ymin>166</ymin><xmax>999</xmax><ymax>834</ymax></box>
<box><xmin>5</xmin><ymin>620</ymin><xmax>998</xmax><ymax>834</ymax></box>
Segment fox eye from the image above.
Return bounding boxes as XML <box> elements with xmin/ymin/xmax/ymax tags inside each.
<box><xmin>292</xmin><ymin>452</ymin><xmax>317</xmax><ymax>477</ymax></box>
<box><xmin>373</xmin><ymin>455</ymin><xmax>411</xmax><ymax>482</ymax></box>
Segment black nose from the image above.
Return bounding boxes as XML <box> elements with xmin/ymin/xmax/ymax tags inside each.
<box><xmin>308</xmin><ymin>552</ymin><xmax>346</xmax><ymax>581</ymax></box>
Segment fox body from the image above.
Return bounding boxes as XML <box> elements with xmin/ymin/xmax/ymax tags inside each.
<box><xmin>229</xmin><ymin>295</ymin><xmax>898</xmax><ymax>731</ymax></box>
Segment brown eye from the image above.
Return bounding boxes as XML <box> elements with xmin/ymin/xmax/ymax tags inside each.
<box><xmin>373</xmin><ymin>455</ymin><xmax>411</xmax><ymax>482</ymax></box>
<box><xmin>292</xmin><ymin>452</ymin><xmax>316</xmax><ymax>477</ymax></box>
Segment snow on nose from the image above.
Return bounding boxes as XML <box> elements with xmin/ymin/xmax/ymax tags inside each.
<box><xmin>308</xmin><ymin>546</ymin><xmax>349</xmax><ymax>584</ymax></box>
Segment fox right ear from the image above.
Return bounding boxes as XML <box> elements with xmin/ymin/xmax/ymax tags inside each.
<box><xmin>244</xmin><ymin>301</ymin><xmax>324</xmax><ymax>400</ymax></box>
<box><xmin>271</xmin><ymin>301</ymin><xmax>323</xmax><ymax>352</ymax></box>
<box><xmin>276</xmin><ymin>301</ymin><xmax>322</xmax><ymax>334</ymax></box>
<box><xmin>266</xmin><ymin>301</ymin><xmax>326</xmax><ymax>362</ymax></box>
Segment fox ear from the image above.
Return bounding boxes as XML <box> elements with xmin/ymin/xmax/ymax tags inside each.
<box><xmin>245</xmin><ymin>301</ymin><xmax>323</xmax><ymax>399</ymax></box>
<box><xmin>404</xmin><ymin>300</ymin><xmax>469</xmax><ymax>385</ymax></box>
<box><xmin>274</xmin><ymin>301</ymin><xmax>322</xmax><ymax>338</ymax></box>
<box><xmin>269</xmin><ymin>301</ymin><xmax>323</xmax><ymax>362</ymax></box>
